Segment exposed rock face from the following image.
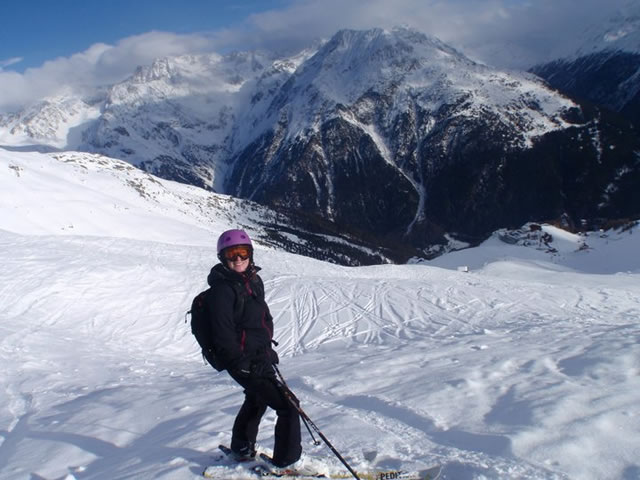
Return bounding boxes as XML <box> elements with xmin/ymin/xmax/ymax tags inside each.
<box><xmin>532</xmin><ymin>51</ymin><xmax>640</xmax><ymax>127</ymax></box>
<box><xmin>2</xmin><ymin>27</ymin><xmax>639</xmax><ymax>261</ymax></box>
<box><xmin>226</xmin><ymin>28</ymin><xmax>639</xmax><ymax>248</ymax></box>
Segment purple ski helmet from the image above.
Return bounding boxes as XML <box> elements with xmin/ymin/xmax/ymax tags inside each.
<box><xmin>217</xmin><ymin>229</ymin><xmax>253</xmax><ymax>254</ymax></box>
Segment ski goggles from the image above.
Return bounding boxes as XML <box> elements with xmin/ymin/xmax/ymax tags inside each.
<box><xmin>222</xmin><ymin>245</ymin><xmax>252</xmax><ymax>261</ymax></box>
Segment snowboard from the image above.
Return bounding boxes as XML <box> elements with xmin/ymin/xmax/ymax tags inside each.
<box><xmin>203</xmin><ymin>445</ymin><xmax>442</xmax><ymax>480</ymax></box>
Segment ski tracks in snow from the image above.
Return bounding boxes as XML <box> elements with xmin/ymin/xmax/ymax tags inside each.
<box><xmin>267</xmin><ymin>276</ymin><xmax>417</xmax><ymax>354</ymax></box>
<box><xmin>262</xmin><ymin>266</ymin><xmax>640</xmax><ymax>479</ymax></box>
<box><xmin>2</xmin><ymin>233</ymin><xmax>639</xmax><ymax>479</ymax></box>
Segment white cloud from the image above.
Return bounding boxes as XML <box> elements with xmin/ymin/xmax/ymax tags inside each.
<box><xmin>0</xmin><ymin>0</ymin><xmax>636</xmax><ymax>113</ymax></box>
<box><xmin>94</xmin><ymin>31</ymin><xmax>215</xmax><ymax>78</ymax></box>
<box><xmin>0</xmin><ymin>57</ymin><xmax>23</xmax><ymax>70</ymax></box>
<box><xmin>206</xmin><ymin>0</ymin><xmax>636</xmax><ymax>67</ymax></box>
<box><xmin>0</xmin><ymin>31</ymin><xmax>216</xmax><ymax>113</ymax></box>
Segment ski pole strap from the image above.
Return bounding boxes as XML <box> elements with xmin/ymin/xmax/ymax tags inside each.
<box><xmin>273</xmin><ymin>366</ymin><xmax>361</xmax><ymax>480</ymax></box>
<box><xmin>300</xmin><ymin>409</ymin><xmax>321</xmax><ymax>445</ymax></box>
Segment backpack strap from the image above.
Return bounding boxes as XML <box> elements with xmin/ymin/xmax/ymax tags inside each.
<box><xmin>228</xmin><ymin>280</ymin><xmax>247</xmax><ymax>322</ymax></box>
<box><xmin>209</xmin><ymin>278</ymin><xmax>247</xmax><ymax>325</ymax></box>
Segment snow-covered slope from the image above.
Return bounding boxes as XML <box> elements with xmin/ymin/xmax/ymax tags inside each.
<box><xmin>0</xmin><ymin>91</ymin><xmax>103</xmax><ymax>150</ymax></box>
<box><xmin>0</xmin><ymin>147</ymin><xmax>272</xmax><ymax>246</ymax></box>
<box><xmin>2</xmin><ymin>27</ymin><xmax>639</xmax><ymax>255</ymax></box>
<box><xmin>85</xmin><ymin>51</ymin><xmax>308</xmax><ymax>191</ymax></box>
<box><xmin>0</xmin><ymin>148</ymin><xmax>393</xmax><ymax>264</ymax></box>
<box><xmin>428</xmin><ymin>222</ymin><xmax>640</xmax><ymax>275</ymax></box>
<box><xmin>0</xmin><ymin>50</ymin><xmax>311</xmax><ymax>191</ymax></box>
<box><xmin>564</xmin><ymin>0</ymin><xmax>640</xmax><ymax>60</ymax></box>
<box><xmin>2</xmin><ymin>148</ymin><xmax>640</xmax><ymax>479</ymax></box>
<box><xmin>251</xmin><ymin>27</ymin><xmax>573</xmax><ymax>148</ymax></box>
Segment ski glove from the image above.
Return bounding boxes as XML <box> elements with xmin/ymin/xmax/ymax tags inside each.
<box><xmin>231</xmin><ymin>358</ymin><xmax>252</xmax><ymax>379</ymax></box>
<box><xmin>230</xmin><ymin>360</ymin><xmax>274</xmax><ymax>379</ymax></box>
<box><xmin>268</xmin><ymin>348</ymin><xmax>279</xmax><ymax>365</ymax></box>
<box><xmin>250</xmin><ymin>360</ymin><xmax>276</xmax><ymax>379</ymax></box>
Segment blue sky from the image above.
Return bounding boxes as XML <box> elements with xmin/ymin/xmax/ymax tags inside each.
<box><xmin>0</xmin><ymin>0</ymin><xmax>632</xmax><ymax>113</ymax></box>
<box><xmin>1</xmin><ymin>0</ymin><xmax>289</xmax><ymax>72</ymax></box>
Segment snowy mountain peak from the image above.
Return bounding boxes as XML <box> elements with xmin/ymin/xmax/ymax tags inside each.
<box><xmin>300</xmin><ymin>26</ymin><xmax>476</xmax><ymax>92</ymax></box>
<box><xmin>530</xmin><ymin>2</ymin><xmax>640</xmax><ymax>127</ymax></box>
<box><xmin>326</xmin><ymin>26</ymin><xmax>465</xmax><ymax>60</ymax></box>
<box><xmin>0</xmin><ymin>91</ymin><xmax>103</xmax><ymax>149</ymax></box>
<box><xmin>0</xmin><ymin>25</ymin><xmax>574</xmax><ymax>173</ymax></box>
<box><xmin>131</xmin><ymin>57</ymin><xmax>177</xmax><ymax>83</ymax></box>
<box><xmin>576</xmin><ymin>11</ymin><xmax>640</xmax><ymax>58</ymax></box>
<box><xmin>258</xmin><ymin>26</ymin><xmax>571</xmax><ymax>149</ymax></box>
<box><xmin>548</xmin><ymin>1</ymin><xmax>640</xmax><ymax>61</ymax></box>
<box><xmin>2</xmin><ymin>25</ymin><xmax>639</xmax><ymax>257</ymax></box>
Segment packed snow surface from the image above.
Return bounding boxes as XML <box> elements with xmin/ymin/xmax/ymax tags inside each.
<box><xmin>1</xmin><ymin>149</ymin><xmax>639</xmax><ymax>480</ymax></box>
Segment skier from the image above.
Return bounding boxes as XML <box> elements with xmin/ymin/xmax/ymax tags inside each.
<box><xmin>206</xmin><ymin>229</ymin><xmax>302</xmax><ymax>468</ymax></box>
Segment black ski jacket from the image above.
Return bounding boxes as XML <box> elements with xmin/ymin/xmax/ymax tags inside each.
<box><xmin>205</xmin><ymin>263</ymin><xmax>276</xmax><ymax>371</ymax></box>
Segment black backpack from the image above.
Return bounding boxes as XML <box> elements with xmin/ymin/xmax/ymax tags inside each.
<box><xmin>187</xmin><ymin>281</ymin><xmax>245</xmax><ymax>371</ymax></box>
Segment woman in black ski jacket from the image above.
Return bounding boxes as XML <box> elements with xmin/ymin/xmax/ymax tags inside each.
<box><xmin>205</xmin><ymin>229</ymin><xmax>301</xmax><ymax>468</ymax></box>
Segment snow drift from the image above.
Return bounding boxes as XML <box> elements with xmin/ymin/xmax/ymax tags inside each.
<box><xmin>1</xmin><ymin>150</ymin><xmax>639</xmax><ymax>479</ymax></box>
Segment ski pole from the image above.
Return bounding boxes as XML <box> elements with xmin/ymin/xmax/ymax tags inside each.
<box><xmin>301</xmin><ymin>410</ymin><xmax>321</xmax><ymax>446</ymax></box>
<box><xmin>273</xmin><ymin>365</ymin><xmax>361</xmax><ymax>480</ymax></box>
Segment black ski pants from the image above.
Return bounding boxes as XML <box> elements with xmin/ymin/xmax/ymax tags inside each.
<box><xmin>229</xmin><ymin>373</ymin><xmax>302</xmax><ymax>467</ymax></box>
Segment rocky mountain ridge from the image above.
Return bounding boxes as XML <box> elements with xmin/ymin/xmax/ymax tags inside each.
<box><xmin>531</xmin><ymin>2</ymin><xmax>640</xmax><ymax>125</ymax></box>
<box><xmin>225</xmin><ymin>28</ymin><xmax>639</xmax><ymax>250</ymax></box>
<box><xmin>2</xmin><ymin>26</ymin><xmax>639</xmax><ymax>263</ymax></box>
